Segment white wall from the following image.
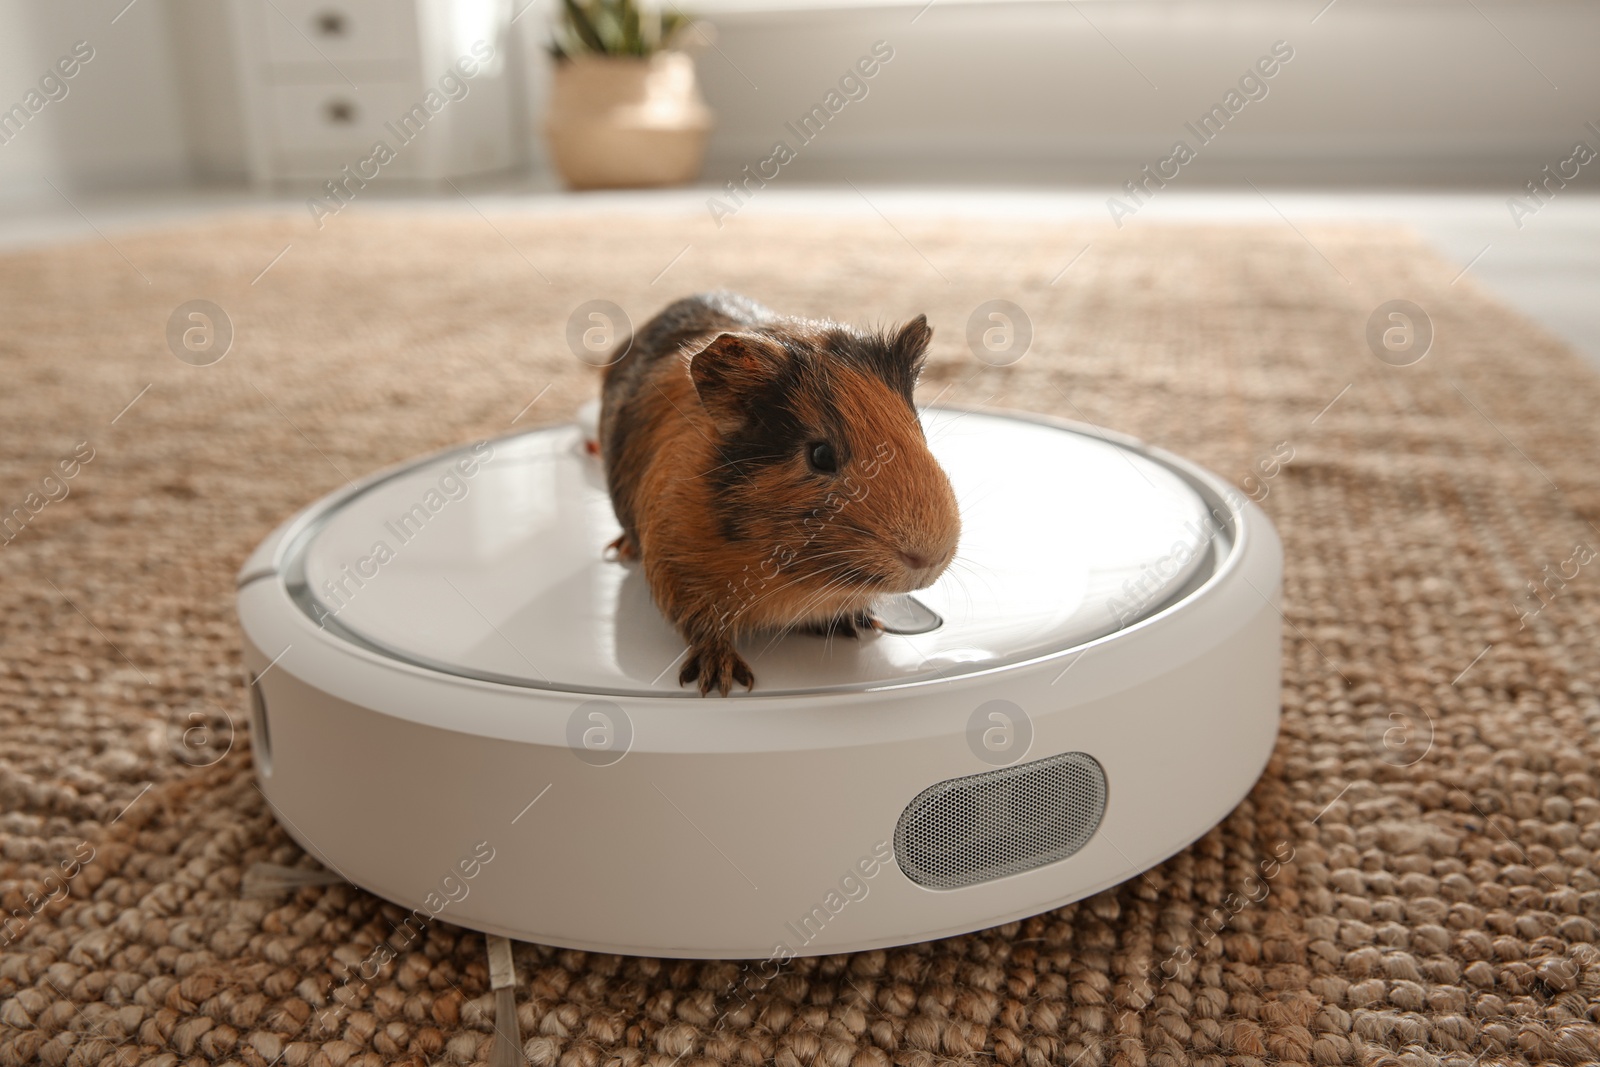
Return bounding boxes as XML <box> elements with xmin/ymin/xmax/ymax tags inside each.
<box><xmin>0</xmin><ymin>0</ymin><xmax>192</xmax><ymax>202</ymax></box>
<box><xmin>169</xmin><ymin>0</ymin><xmax>248</xmax><ymax>182</ymax></box>
<box><xmin>4</xmin><ymin>0</ymin><xmax>1599</xmax><ymax>194</ymax></box>
<box><xmin>692</xmin><ymin>0</ymin><xmax>1600</xmax><ymax>185</ymax></box>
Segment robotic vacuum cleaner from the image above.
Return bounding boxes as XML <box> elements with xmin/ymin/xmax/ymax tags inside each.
<box><xmin>237</xmin><ymin>406</ymin><xmax>1282</xmax><ymax>959</ymax></box>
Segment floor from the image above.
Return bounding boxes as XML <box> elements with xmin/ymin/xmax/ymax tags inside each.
<box><xmin>4</xmin><ymin>183</ymin><xmax>1598</xmax><ymax>370</ymax></box>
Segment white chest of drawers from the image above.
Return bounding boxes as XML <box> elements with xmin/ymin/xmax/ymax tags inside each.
<box><xmin>229</xmin><ymin>0</ymin><xmax>517</xmax><ymax>184</ymax></box>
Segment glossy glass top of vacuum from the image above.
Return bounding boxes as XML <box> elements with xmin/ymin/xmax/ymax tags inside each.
<box><xmin>286</xmin><ymin>409</ymin><xmax>1224</xmax><ymax>695</ymax></box>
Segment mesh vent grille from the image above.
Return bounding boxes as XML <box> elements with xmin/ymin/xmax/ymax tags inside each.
<box><xmin>894</xmin><ymin>752</ymin><xmax>1107</xmax><ymax>890</ymax></box>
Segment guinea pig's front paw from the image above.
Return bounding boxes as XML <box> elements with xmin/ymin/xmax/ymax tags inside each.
<box><xmin>679</xmin><ymin>641</ymin><xmax>754</xmax><ymax>697</ymax></box>
<box><xmin>603</xmin><ymin>533</ymin><xmax>639</xmax><ymax>562</ymax></box>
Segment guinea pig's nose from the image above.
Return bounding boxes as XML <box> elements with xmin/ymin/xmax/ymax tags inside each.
<box><xmin>897</xmin><ymin>549</ymin><xmax>933</xmax><ymax>570</ymax></box>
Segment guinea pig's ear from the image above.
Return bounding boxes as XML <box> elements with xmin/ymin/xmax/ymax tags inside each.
<box><xmin>892</xmin><ymin>315</ymin><xmax>933</xmax><ymax>378</ymax></box>
<box><xmin>690</xmin><ymin>332</ymin><xmax>786</xmax><ymax>429</ymax></box>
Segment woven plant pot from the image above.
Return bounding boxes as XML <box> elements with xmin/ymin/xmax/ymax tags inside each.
<box><xmin>545</xmin><ymin>52</ymin><xmax>712</xmax><ymax>190</ymax></box>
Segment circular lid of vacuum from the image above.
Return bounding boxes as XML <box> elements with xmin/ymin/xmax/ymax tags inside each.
<box><xmin>284</xmin><ymin>408</ymin><xmax>1222</xmax><ymax>696</ymax></box>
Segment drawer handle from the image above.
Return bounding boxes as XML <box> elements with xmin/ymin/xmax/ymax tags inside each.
<box><xmin>324</xmin><ymin>99</ymin><xmax>357</xmax><ymax>124</ymax></box>
<box><xmin>314</xmin><ymin>10</ymin><xmax>348</xmax><ymax>36</ymax></box>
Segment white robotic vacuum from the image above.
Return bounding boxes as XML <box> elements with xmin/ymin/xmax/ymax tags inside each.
<box><xmin>237</xmin><ymin>405</ymin><xmax>1281</xmax><ymax>959</ymax></box>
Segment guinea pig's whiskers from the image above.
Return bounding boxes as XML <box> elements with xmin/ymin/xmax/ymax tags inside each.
<box><xmin>944</xmin><ymin>563</ymin><xmax>982</xmax><ymax>619</ymax></box>
<box><xmin>751</xmin><ymin>556</ymin><xmax>863</xmax><ymax>619</ymax></box>
<box><xmin>923</xmin><ymin>408</ymin><xmax>988</xmax><ymax>449</ymax></box>
<box><xmin>952</xmin><ymin>483</ymin><xmax>998</xmax><ymax>516</ymax></box>
<box><xmin>768</xmin><ymin>558</ymin><xmax>865</xmax><ymax>617</ymax></box>
<box><xmin>694</xmin><ymin>452</ymin><xmax>788</xmax><ymax>479</ymax></box>
<box><xmin>751</xmin><ymin>570</ymin><xmax>861</xmax><ymax>660</ymax></box>
<box><xmin>735</xmin><ymin>559</ymin><xmax>851</xmax><ymax>632</ymax></box>
<box><xmin>796</xmin><ymin>547</ymin><xmax>874</xmax><ymax>567</ymax></box>
<box><xmin>947</xmin><ymin>556</ymin><xmax>985</xmax><ymax>588</ymax></box>
<box><xmin>801</xmin><ymin>550</ymin><xmax>887</xmax><ymax>590</ymax></box>
<box><xmin>787</xmin><ymin>578</ymin><xmax>861</xmax><ymax>634</ymax></box>
<box><xmin>946</xmin><ymin>555</ymin><xmax>999</xmax><ymax>606</ymax></box>
<box><xmin>948</xmin><ymin>554</ymin><xmax>1002</xmax><ymax>589</ymax></box>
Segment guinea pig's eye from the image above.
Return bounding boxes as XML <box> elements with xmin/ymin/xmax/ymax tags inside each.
<box><xmin>806</xmin><ymin>441</ymin><xmax>839</xmax><ymax>474</ymax></box>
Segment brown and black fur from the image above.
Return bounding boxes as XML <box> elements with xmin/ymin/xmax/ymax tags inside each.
<box><xmin>599</xmin><ymin>292</ymin><xmax>962</xmax><ymax>696</ymax></box>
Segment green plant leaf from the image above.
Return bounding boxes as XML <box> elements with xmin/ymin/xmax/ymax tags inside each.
<box><xmin>562</xmin><ymin>0</ymin><xmax>606</xmax><ymax>53</ymax></box>
<box><xmin>621</xmin><ymin>1</ymin><xmax>641</xmax><ymax>55</ymax></box>
<box><xmin>555</xmin><ymin>0</ymin><xmax>693</xmax><ymax>57</ymax></box>
<box><xmin>661</xmin><ymin>11</ymin><xmax>690</xmax><ymax>48</ymax></box>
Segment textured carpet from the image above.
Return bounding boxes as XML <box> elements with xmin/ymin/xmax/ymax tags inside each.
<box><xmin>2</xmin><ymin>209</ymin><xmax>1600</xmax><ymax>1067</ymax></box>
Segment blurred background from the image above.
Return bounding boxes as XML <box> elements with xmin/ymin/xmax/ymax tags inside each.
<box><xmin>2</xmin><ymin>0</ymin><xmax>1598</xmax><ymax>362</ymax></box>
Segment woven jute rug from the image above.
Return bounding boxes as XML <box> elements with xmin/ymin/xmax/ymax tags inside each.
<box><xmin>2</xmin><ymin>208</ymin><xmax>1599</xmax><ymax>1067</ymax></box>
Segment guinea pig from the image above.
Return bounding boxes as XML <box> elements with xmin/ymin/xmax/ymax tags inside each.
<box><xmin>598</xmin><ymin>291</ymin><xmax>961</xmax><ymax>696</ymax></box>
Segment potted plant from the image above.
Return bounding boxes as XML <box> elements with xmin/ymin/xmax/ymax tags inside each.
<box><xmin>545</xmin><ymin>0</ymin><xmax>713</xmax><ymax>190</ymax></box>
